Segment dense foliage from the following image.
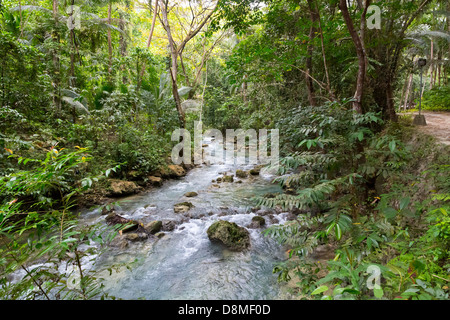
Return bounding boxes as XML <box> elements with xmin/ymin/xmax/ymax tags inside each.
<box><xmin>0</xmin><ymin>0</ymin><xmax>449</xmax><ymax>300</ymax></box>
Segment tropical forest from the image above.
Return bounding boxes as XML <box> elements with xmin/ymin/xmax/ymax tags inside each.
<box><xmin>0</xmin><ymin>0</ymin><xmax>449</xmax><ymax>301</ymax></box>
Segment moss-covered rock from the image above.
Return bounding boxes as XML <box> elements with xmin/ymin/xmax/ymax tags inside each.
<box><xmin>207</xmin><ymin>220</ymin><xmax>250</xmax><ymax>251</ymax></box>
<box><xmin>162</xmin><ymin>220</ymin><xmax>177</xmax><ymax>231</ymax></box>
<box><xmin>148</xmin><ymin>176</ymin><xmax>163</xmax><ymax>187</ymax></box>
<box><xmin>184</xmin><ymin>191</ymin><xmax>198</xmax><ymax>197</ymax></box>
<box><xmin>107</xmin><ymin>179</ymin><xmax>142</xmax><ymax>197</ymax></box>
<box><xmin>155</xmin><ymin>232</ymin><xmax>166</xmax><ymax>239</ymax></box>
<box><xmin>144</xmin><ymin>220</ymin><xmax>163</xmax><ymax>234</ymax></box>
<box><xmin>105</xmin><ymin>213</ymin><xmax>139</xmax><ymax>233</ymax></box>
<box><xmin>223</xmin><ymin>175</ymin><xmax>234</xmax><ymax>183</ymax></box>
<box><xmin>249</xmin><ymin>165</ymin><xmax>263</xmax><ymax>175</ymax></box>
<box><xmin>124</xmin><ymin>232</ymin><xmax>148</xmax><ymax>242</ymax></box>
<box><xmin>247</xmin><ymin>215</ymin><xmax>266</xmax><ymax>229</ymax></box>
<box><xmin>167</xmin><ymin>165</ymin><xmax>186</xmax><ymax>177</ymax></box>
<box><xmin>174</xmin><ymin>202</ymin><xmax>194</xmax><ymax>213</ymax></box>
<box><xmin>236</xmin><ymin>170</ymin><xmax>248</xmax><ymax>179</ymax></box>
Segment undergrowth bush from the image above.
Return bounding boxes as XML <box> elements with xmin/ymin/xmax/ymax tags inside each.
<box><xmin>262</xmin><ymin>101</ymin><xmax>450</xmax><ymax>300</ymax></box>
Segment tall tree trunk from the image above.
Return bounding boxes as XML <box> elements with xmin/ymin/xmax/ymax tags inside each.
<box><xmin>18</xmin><ymin>0</ymin><xmax>23</xmax><ymax>39</ymax></box>
<box><xmin>315</xmin><ymin>0</ymin><xmax>335</xmax><ymax>101</ymax></box>
<box><xmin>403</xmin><ymin>72</ymin><xmax>414</xmax><ymax>110</ymax></box>
<box><xmin>119</xmin><ymin>3</ymin><xmax>129</xmax><ymax>85</ymax></box>
<box><xmin>107</xmin><ymin>1</ymin><xmax>113</xmax><ymax>81</ymax></box>
<box><xmin>159</xmin><ymin>0</ymin><xmax>185</xmax><ymax>128</ymax></box>
<box><xmin>52</xmin><ymin>0</ymin><xmax>61</xmax><ymax>114</ymax></box>
<box><xmin>429</xmin><ymin>38</ymin><xmax>434</xmax><ymax>89</ymax></box>
<box><xmin>400</xmin><ymin>71</ymin><xmax>409</xmax><ymax>110</ymax></box>
<box><xmin>69</xmin><ymin>0</ymin><xmax>76</xmax><ymax>88</ymax></box>
<box><xmin>305</xmin><ymin>0</ymin><xmax>318</xmax><ymax>107</ymax></box>
<box><xmin>338</xmin><ymin>0</ymin><xmax>370</xmax><ymax>114</ymax></box>
<box><xmin>137</xmin><ymin>0</ymin><xmax>158</xmax><ymax>91</ymax></box>
<box><xmin>438</xmin><ymin>51</ymin><xmax>441</xmax><ymax>87</ymax></box>
<box><xmin>242</xmin><ymin>75</ymin><xmax>248</xmax><ymax>104</ymax></box>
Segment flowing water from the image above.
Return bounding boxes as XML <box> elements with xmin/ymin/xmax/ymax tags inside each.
<box><xmin>79</xmin><ymin>138</ymin><xmax>290</xmax><ymax>300</ymax></box>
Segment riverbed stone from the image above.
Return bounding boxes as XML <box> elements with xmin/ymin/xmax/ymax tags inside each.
<box><xmin>223</xmin><ymin>175</ymin><xmax>234</xmax><ymax>183</ymax></box>
<box><xmin>207</xmin><ymin>220</ymin><xmax>250</xmax><ymax>251</ymax></box>
<box><xmin>155</xmin><ymin>232</ymin><xmax>165</xmax><ymax>239</ymax></box>
<box><xmin>125</xmin><ymin>232</ymin><xmax>148</xmax><ymax>242</ymax></box>
<box><xmin>174</xmin><ymin>202</ymin><xmax>194</xmax><ymax>213</ymax></box>
<box><xmin>108</xmin><ymin>179</ymin><xmax>142</xmax><ymax>197</ymax></box>
<box><xmin>236</xmin><ymin>170</ymin><xmax>248</xmax><ymax>179</ymax></box>
<box><xmin>101</xmin><ymin>205</ymin><xmax>115</xmax><ymax>215</ymax></box>
<box><xmin>110</xmin><ymin>236</ymin><xmax>129</xmax><ymax>249</ymax></box>
<box><xmin>247</xmin><ymin>216</ymin><xmax>266</xmax><ymax>229</ymax></box>
<box><xmin>148</xmin><ymin>176</ymin><xmax>163</xmax><ymax>187</ymax></box>
<box><xmin>184</xmin><ymin>191</ymin><xmax>198</xmax><ymax>197</ymax></box>
<box><xmin>162</xmin><ymin>220</ymin><xmax>177</xmax><ymax>232</ymax></box>
<box><xmin>144</xmin><ymin>220</ymin><xmax>163</xmax><ymax>234</ymax></box>
<box><xmin>105</xmin><ymin>213</ymin><xmax>139</xmax><ymax>232</ymax></box>
<box><xmin>255</xmin><ymin>209</ymin><xmax>272</xmax><ymax>217</ymax></box>
<box><xmin>167</xmin><ymin>165</ymin><xmax>186</xmax><ymax>178</ymax></box>
<box><xmin>250</xmin><ymin>165</ymin><xmax>263</xmax><ymax>175</ymax></box>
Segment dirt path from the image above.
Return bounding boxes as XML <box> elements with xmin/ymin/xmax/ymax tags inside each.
<box><xmin>400</xmin><ymin>112</ymin><xmax>450</xmax><ymax>145</ymax></box>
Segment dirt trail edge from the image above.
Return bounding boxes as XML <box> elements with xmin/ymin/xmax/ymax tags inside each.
<box><xmin>401</xmin><ymin>112</ymin><xmax>450</xmax><ymax>146</ymax></box>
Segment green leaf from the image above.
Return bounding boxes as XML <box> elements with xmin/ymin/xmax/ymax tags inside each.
<box><xmin>342</xmin><ymin>288</ymin><xmax>360</xmax><ymax>295</ymax></box>
<box><xmin>311</xmin><ymin>285</ymin><xmax>329</xmax><ymax>295</ymax></box>
<box><xmin>374</xmin><ymin>287</ymin><xmax>384</xmax><ymax>298</ymax></box>
<box><xmin>383</xmin><ymin>207</ymin><xmax>398</xmax><ymax>219</ymax></box>
<box><xmin>418</xmin><ymin>293</ymin><xmax>433</xmax><ymax>300</ymax></box>
<box><xmin>326</xmin><ymin>222</ymin><xmax>336</xmax><ymax>235</ymax></box>
<box><xmin>411</xmin><ymin>260</ymin><xmax>426</xmax><ymax>272</ymax></box>
<box><xmin>399</xmin><ymin>197</ymin><xmax>410</xmax><ymax>211</ymax></box>
<box><xmin>357</xmin><ymin>131</ymin><xmax>364</xmax><ymax>141</ymax></box>
<box><xmin>389</xmin><ymin>140</ymin><xmax>396</xmax><ymax>152</ymax></box>
<box><xmin>335</xmin><ymin>224</ymin><xmax>342</xmax><ymax>241</ymax></box>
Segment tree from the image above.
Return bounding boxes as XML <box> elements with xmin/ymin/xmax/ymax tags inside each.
<box><xmin>157</xmin><ymin>0</ymin><xmax>218</xmax><ymax>128</ymax></box>
<box><xmin>365</xmin><ymin>0</ymin><xmax>433</xmax><ymax>121</ymax></box>
<box><xmin>338</xmin><ymin>0</ymin><xmax>371</xmax><ymax>114</ymax></box>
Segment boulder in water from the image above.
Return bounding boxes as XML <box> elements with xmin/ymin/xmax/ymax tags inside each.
<box><xmin>101</xmin><ymin>205</ymin><xmax>115</xmax><ymax>216</ymax></box>
<box><xmin>167</xmin><ymin>165</ymin><xmax>186</xmax><ymax>178</ymax></box>
<box><xmin>145</xmin><ymin>220</ymin><xmax>163</xmax><ymax>234</ymax></box>
<box><xmin>247</xmin><ymin>215</ymin><xmax>266</xmax><ymax>229</ymax></box>
<box><xmin>174</xmin><ymin>202</ymin><xmax>194</xmax><ymax>213</ymax></box>
<box><xmin>105</xmin><ymin>213</ymin><xmax>139</xmax><ymax>232</ymax></box>
<box><xmin>249</xmin><ymin>165</ymin><xmax>262</xmax><ymax>175</ymax></box>
<box><xmin>162</xmin><ymin>220</ymin><xmax>177</xmax><ymax>232</ymax></box>
<box><xmin>207</xmin><ymin>220</ymin><xmax>250</xmax><ymax>251</ymax></box>
<box><xmin>236</xmin><ymin>170</ymin><xmax>248</xmax><ymax>179</ymax></box>
<box><xmin>184</xmin><ymin>191</ymin><xmax>198</xmax><ymax>197</ymax></box>
<box><xmin>148</xmin><ymin>176</ymin><xmax>163</xmax><ymax>187</ymax></box>
<box><xmin>155</xmin><ymin>232</ymin><xmax>166</xmax><ymax>239</ymax></box>
<box><xmin>223</xmin><ymin>175</ymin><xmax>234</xmax><ymax>183</ymax></box>
<box><xmin>124</xmin><ymin>232</ymin><xmax>148</xmax><ymax>242</ymax></box>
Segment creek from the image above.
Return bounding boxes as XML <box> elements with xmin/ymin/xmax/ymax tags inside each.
<box><xmin>79</xmin><ymin>137</ymin><xmax>291</xmax><ymax>299</ymax></box>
